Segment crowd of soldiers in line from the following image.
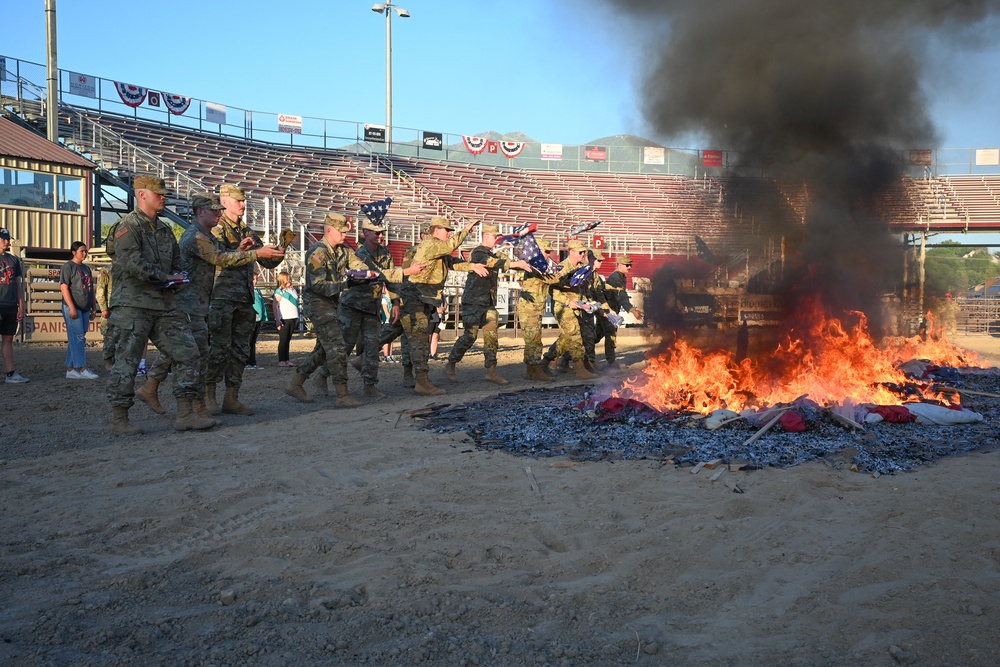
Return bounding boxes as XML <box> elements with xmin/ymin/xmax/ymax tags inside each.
<box><xmin>101</xmin><ymin>175</ymin><xmax>641</xmax><ymax>436</ymax></box>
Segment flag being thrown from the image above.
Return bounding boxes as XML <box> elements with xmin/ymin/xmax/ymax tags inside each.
<box><xmin>360</xmin><ymin>197</ymin><xmax>393</xmax><ymax>226</ymax></box>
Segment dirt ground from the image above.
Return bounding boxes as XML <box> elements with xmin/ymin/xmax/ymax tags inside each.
<box><xmin>1</xmin><ymin>328</ymin><xmax>999</xmax><ymax>666</ymax></box>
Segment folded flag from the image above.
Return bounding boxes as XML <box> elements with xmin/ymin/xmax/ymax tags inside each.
<box><xmin>605</xmin><ymin>311</ymin><xmax>625</xmax><ymax>327</ymax></box>
<box><xmin>156</xmin><ymin>272</ymin><xmax>189</xmax><ymax>290</ymax></box>
<box><xmin>569</xmin><ymin>263</ymin><xmax>594</xmax><ymax>286</ymax></box>
<box><xmin>568</xmin><ymin>220</ymin><xmax>601</xmax><ymax>237</ymax></box>
<box><xmin>346</xmin><ymin>269</ymin><xmax>379</xmax><ymax>281</ymax></box>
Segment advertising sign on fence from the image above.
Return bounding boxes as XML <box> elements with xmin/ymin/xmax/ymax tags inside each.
<box><xmin>364</xmin><ymin>124</ymin><xmax>386</xmax><ymax>143</ymax></box>
<box><xmin>68</xmin><ymin>72</ymin><xmax>96</xmax><ymax>98</ymax></box>
<box><xmin>205</xmin><ymin>102</ymin><xmax>227</xmax><ymax>125</ymax></box>
<box><xmin>541</xmin><ymin>143</ymin><xmax>563</xmax><ymax>161</ymax></box>
<box><xmin>278</xmin><ymin>114</ymin><xmax>303</xmax><ymax>134</ymax></box>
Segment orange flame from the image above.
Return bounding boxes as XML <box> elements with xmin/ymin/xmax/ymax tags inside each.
<box><xmin>617</xmin><ymin>303</ymin><xmax>984</xmax><ymax>414</ymax></box>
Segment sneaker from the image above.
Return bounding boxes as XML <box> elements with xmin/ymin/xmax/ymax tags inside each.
<box><xmin>66</xmin><ymin>369</ymin><xmax>82</xmax><ymax>379</ymax></box>
<box><xmin>79</xmin><ymin>369</ymin><xmax>100</xmax><ymax>380</ymax></box>
<box><xmin>136</xmin><ymin>361</ymin><xmax>148</xmax><ymax>376</ymax></box>
<box><xmin>5</xmin><ymin>372</ymin><xmax>30</xmax><ymax>384</ymax></box>
<box><xmin>245</xmin><ymin>364</ymin><xmax>259</xmax><ymax>370</ymax></box>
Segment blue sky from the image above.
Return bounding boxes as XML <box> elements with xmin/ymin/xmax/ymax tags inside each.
<box><xmin>6</xmin><ymin>0</ymin><xmax>1000</xmax><ymax>149</ymax></box>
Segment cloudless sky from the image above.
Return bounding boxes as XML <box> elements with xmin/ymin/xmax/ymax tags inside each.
<box><xmin>6</xmin><ymin>0</ymin><xmax>1000</xmax><ymax>148</ymax></box>
<box><xmin>5</xmin><ymin>0</ymin><xmax>1000</xmax><ymax>241</ymax></box>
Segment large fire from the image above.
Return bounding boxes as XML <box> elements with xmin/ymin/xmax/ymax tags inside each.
<box><xmin>616</xmin><ymin>304</ymin><xmax>986</xmax><ymax>415</ymax></box>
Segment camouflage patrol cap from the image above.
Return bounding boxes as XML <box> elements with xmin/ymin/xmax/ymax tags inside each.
<box><xmin>617</xmin><ymin>254</ymin><xmax>633</xmax><ymax>265</ymax></box>
<box><xmin>190</xmin><ymin>193</ymin><xmax>224</xmax><ymax>211</ymax></box>
<box><xmin>592</xmin><ymin>250</ymin><xmax>605</xmax><ymax>261</ymax></box>
<box><xmin>428</xmin><ymin>216</ymin><xmax>454</xmax><ymax>231</ymax></box>
<box><xmin>482</xmin><ymin>224</ymin><xmax>501</xmax><ymax>235</ymax></box>
<box><xmin>361</xmin><ymin>218</ymin><xmax>387</xmax><ymax>233</ymax></box>
<box><xmin>324</xmin><ymin>212</ymin><xmax>351</xmax><ymax>232</ymax></box>
<box><xmin>419</xmin><ymin>222</ymin><xmax>431</xmax><ymax>236</ymax></box>
<box><xmin>134</xmin><ymin>175</ymin><xmax>167</xmax><ymax>195</ymax></box>
<box><xmin>536</xmin><ymin>237</ymin><xmax>552</xmax><ymax>252</ymax></box>
<box><xmin>566</xmin><ymin>239</ymin><xmax>587</xmax><ymax>252</ymax></box>
<box><xmin>219</xmin><ymin>184</ymin><xmax>246</xmax><ymax>201</ymax></box>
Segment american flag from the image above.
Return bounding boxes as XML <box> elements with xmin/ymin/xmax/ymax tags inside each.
<box><xmin>569</xmin><ymin>264</ymin><xmax>594</xmax><ymax>286</ymax></box>
<box><xmin>516</xmin><ymin>233</ymin><xmax>551</xmax><ymax>274</ymax></box>
<box><xmin>360</xmin><ymin>197</ymin><xmax>393</xmax><ymax>226</ymax></box>
<box><xmin>568</xmin><ymin>220</ymin><xmax>601</xmax><ymax>237</ymax></box>
<box><xmin>496</xmin><ymin>223</ymin><xmax>536</xmax><ymax>247</ymax></box>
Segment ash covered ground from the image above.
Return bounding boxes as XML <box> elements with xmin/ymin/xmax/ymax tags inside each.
<box><xmin>421</xmin><ymin>373</ymin><xmax>1000</xmax><ymax>475</ymax></box>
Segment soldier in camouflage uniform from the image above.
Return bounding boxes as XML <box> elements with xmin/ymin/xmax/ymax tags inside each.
<box><xmin>596</xmin><ymin>254</ymin><xmax>643</xmax><ymax>369</ymax></box>
<box><xmin>339</xmin><ymin>215</ymin><xmax>401</xmax><ymax>399</ymax></box>
<box><xmin>376</xmin><ymin>223</ymin><xmax>428</xmax><ymax>388</ymax></box>
<box><xmin>105</xmin><ymin>176</ymin><xmax>216</xmax><ymax>435</ymax></box>
<box><xmin>570</xmin><ymin>250</ymin><xmax>611</xmax><ymax>373</ymax></box>
<box><xmin>137</xmin><ymin>194</ymin><xmax>284</xmax><ymax>419</ymax></box>
<box><xmin>444</xmin><ymin>224</ymin><xmax>531</xmax><ymax>385</ymax></box>
<box><xmin>517</xmin><ymin>237</ymin><xmax>558</xmax><ymax>382</ymax></box>
<box><xmin>205</xmin><ymin>184</ymin><xmax>285</xmax><ymax>416</ymax></box>
<box><xmin>95</xmin><ymin>265</ymin><xmax>116</xmax><ymax>368</ymax></box>
<box><xmin>399</xmin><ymin>216</ymin><xmax>488</xmax><ymax>396</ymax></box>
<box><xmin>286</xmin><ymin>213</ymin><xmax>423</xmax><ymax>406</ymax></box>
<box><xmin>540</xmin><ymin>240</ymin><xmax>598</xmax><ymax>380</ymax></box>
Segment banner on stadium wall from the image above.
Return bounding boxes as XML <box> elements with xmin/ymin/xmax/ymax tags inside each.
<box><xmin>364</xmin><ymin>124</ymin><xmax>386</xmax><ymax>142</ymax></box>
<box><xmin>114</xmin><ymin>81</ymin><xmax>147</xmax><ymax>108</ymax></box>
<box><xmin>463</xmin><ymin>136</ymin><xmax>487</xmax><ymax>154</ymax></box>
<box><xmin>585</xmin><ymin>145</ymin><xmax>607</xmax><ymax>162</ymax></box>
<box><xmin>975</xmin><ymin>148</ymin><xmax>1000</xmax><ymax>166</ymax></box>
<box><xmin>163</xmin><ymin>93</ymin><xmax>191</xmax><ymax>116</ymax></box>
<box><xmin>541</xmin><ymin>143</ymin><xmax>563</xmax><ymax>160</ymax></box>
<box><xmin>148</xmin><ymin>91</ymin><xmax>161</xmax><ymax>107</ymax></box>
<box><xmin>68</xmin><ymin>72</ymin><xmax>96</xmax><ymax>98</ymax></box>
<box><xmin>643</xmin><ymin>147</ymin><xmax>665</xmax><ymax>165</ymax></box>
<box><xmin>279</xmin><ymin>114</ymin><xmax>303</xmax><ymax>134</ymax></box>
<box><xmin>205</xmin><ymin>102</ymin><xmax>227</xmax><ymax>125</ymax></box>
<box><xmin>423</xmin><ymin>131</ymin><xmax>443</xmax><ymax>150</ymax></box>
<box><xmin>702</xmin><ymin>150</ymin><xmax>724</xmax><ymax>167</ymax></box>
<box><xmin>909</xmin><ymin>149</ymin><xmax>932</xmax><ymax>166</ymax></box>
<box><xmin>499</xmin><ymin>141</ymin><xmax>524</xmax><ymax>158</ymax></box>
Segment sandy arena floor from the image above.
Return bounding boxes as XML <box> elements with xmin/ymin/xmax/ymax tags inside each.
<box><xmin>1</xmin><ymin>328</ymin><xmax>998</xmax><ymax>666</ymax></box>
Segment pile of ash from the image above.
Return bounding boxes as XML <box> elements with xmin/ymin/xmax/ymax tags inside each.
<box><xmin>418</xmin><ymin>372</ymin><xmax>1000</xmax><ymax>475</ymax></box>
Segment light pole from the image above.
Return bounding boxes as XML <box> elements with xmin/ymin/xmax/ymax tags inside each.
<box><xmin>371</xmin><ymin>2</ymin><xmax>409</xmax><ymax>152</ymax></box>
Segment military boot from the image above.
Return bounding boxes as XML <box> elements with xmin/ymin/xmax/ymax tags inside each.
<box><xmin>222</xmin><ymin>387</ymin><xmax>255</xmax><ymax>415</ymax></box>
<box><xmin>540</xmin><ymin>358</ymin><xmax>555</xmax><ymax>378</ymax></box>
<box><xmin>204</xmin><ymin>383</ymin><xmax>221</xmax><ymax>415</ymax></box>
<box><xmin>286</xmin><ymin>372</ymin><xmax>314</xmax><ymax>403</ymax></box>
<box><xmin>135</xmin><ymin>377</ymin><xmax>166</xmax><ymax>415</ymax></box>
<box><xmin>402</xmin><ymin>364</ymin><xmax>416</xmax><ymax>388</ymax></box>
<box><xmin>194</xmin><ymin>397</ymin><xmax>222</xmax><ymax>427</ymax></box>
<box><xmin>414</xmin><ymin>371</ymin><xmax>446</xmax><ymax>396</ymax></box>
<box><xmin>334</xmin><ymin>384</ymin><xmax>362</xmax><ymax>408</ymax></box>
<box><xmin>575</xmin><ymin>362</ymin><xmax>598</xmax><ymax>380</ymax></box>
<box><xmin>525</xmin><ymin>364</ymin><xmax>553</xmax><ymax>382</ymax></box>
<box><xmin>363</xmin><ymin>384</ymin><xmax>387</xmax><ymax>400</ymax></box>
<box><xmin>111</xmin><ymin>407</ymin><xmax>142</xmax><ymax>436</ymax></box>
<box><xmin>312</xmin><ymin>372</ymin><xmax>330</xmax><ymax>397</ymax></box>
<box><xmin>485</xmin><ymin>366</ymin><xmax>509</xmax><ymax>385</ymax></box>
<box><xmin>443</xmin><ymin>361</ymin><xmax>458</xmax><ymax>382</ymax></box>
<box><xmin>583</xmin><ymin>358</ymin><xmax>597</xmax><ymax>374</ymax></box>
<box><xmin>174</xmin><ymin>397</ymin><xmax>218</xmax><ymax>431</ymax></box>
<box><xmin>557</xmin><ymin>356</ymin><xmax>571</xmax><ymax>374</ymax></box>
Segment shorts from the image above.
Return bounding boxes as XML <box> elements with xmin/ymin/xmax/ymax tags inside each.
<box><xmin>0</xmin><ymin>305</ymin><xmax>19</xmax><ymax>336</ymax></box>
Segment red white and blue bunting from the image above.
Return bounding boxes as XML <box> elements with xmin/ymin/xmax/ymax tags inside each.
<box><xmin>114</xmin><ymin>82</ymin><xmax>147</xmax><ymax>108</ymax></box>
<box><xmin>462</xmin><ymin>136</ymin><xmax>487</xmax><ymax>155</ymax></box>
<box><xmin>163</xmin><ymin>93</ymin><xmax>192</xmax><ymax>116</ymax></box>
<box><xmin>499</xmin><ymin>141</ymin><xmax>525</xmax><ymax>158</ymax></box>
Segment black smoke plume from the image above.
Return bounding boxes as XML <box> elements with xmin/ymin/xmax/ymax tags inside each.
<box><xmin>602</xmin><ymin>0</ymin><xmax>1000</xmax><ymax>335</ymax></box>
